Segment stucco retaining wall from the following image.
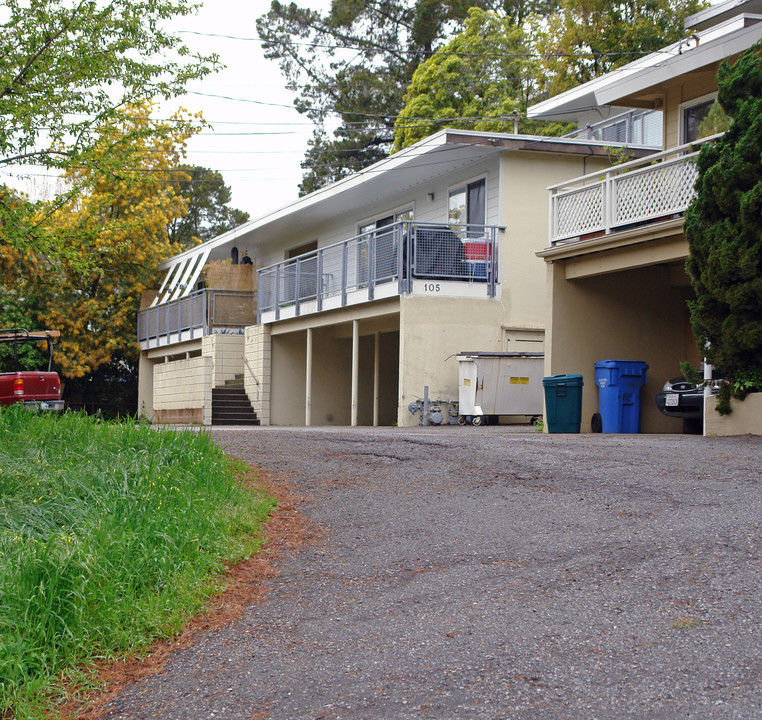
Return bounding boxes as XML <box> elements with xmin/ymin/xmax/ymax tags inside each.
<box><xmin>705</xmin><ymin>392</ymin><xmax>762</xmax><ymax>436</ymax></box>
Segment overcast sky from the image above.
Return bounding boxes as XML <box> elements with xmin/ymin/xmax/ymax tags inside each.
<box><xmin>167</xmin><ymin>0</ymin><xmax>333</xmax><ymax>219</ymax></box>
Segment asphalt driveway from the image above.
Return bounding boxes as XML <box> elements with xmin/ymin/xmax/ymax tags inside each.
<box><xmin>102</xmin><ymin>427</ymin><xmax>762</xmax><ymax>719</ymax></box>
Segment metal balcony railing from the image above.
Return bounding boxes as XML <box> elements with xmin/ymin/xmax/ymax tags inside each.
<box><xmin>256</xmin><ymin>222</ymin><xmax>501</xmax><ymax>322</ymax></box>
<box><xmin>563</xmin><ymin>109</ymin><xmax>662</xmax><ymax>146</ymax></box>
<box><xmin>549</xmin><ymin>134</ymin><xmax>722</xmax><ymax>245</ymax></box>
<box><xmin>137</xmin><ymin>289</ymin><xmax>256</xmax><ymax>348</ymax></box>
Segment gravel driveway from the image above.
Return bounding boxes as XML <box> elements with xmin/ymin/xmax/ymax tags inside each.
<box><xmin>103</xmin><ymin>427</ymin><xmax>762</xmax><ymax>719</ymax></box>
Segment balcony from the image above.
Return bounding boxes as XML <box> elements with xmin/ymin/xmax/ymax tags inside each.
<box><xmin>549</xmin><ymin>134</ymin><xmax>720</xmax><ymax>246</ymax></box>
<box><xmin>138</xmin><ymin>289</ymin><xmax>256</xmax><ymax>350</ymax></box>
<box><xmin>257</xmin><ymin>222</ymin><xmax>501</xmax><ymax>324</ymax></box>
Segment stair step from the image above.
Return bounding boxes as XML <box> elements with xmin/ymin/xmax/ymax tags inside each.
<box><xmin>212</xmin><ymin>403</ymin><xmax>257</xmax><ymax>414</ymax></box>
<box><xmin>213</xmin><ymin>387</ymin><xmax>246</xmax><ymax>396</ymax></box>
<box><xmin>211</xmin><ymin>383</ymin><xmax>258</xmax><ymax>425</ymax></box>
<box><xmin>222</xmin><ymin>375</ymin><xmax>245</xmax><ymax>388</ymax></box>
<box><xmin>211</xmin><ymin>396</ymin><xmax>252</xmax><ymax>406</ymax></box>
<box><xmin>212</xmin><ymin>416</ymin><xmax>259</xmax><ymax>425</ymax></box>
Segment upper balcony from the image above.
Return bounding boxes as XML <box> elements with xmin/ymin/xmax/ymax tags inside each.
<box><xmin>548</xmin><ymin>134</ymin><xmax>721</xmax><ymax>246</ymax></box>
<box><xmin>138</xmin><ymin>288</ymin><xmax>256</xmax><ymax>351</ymax></box>
<box><xmin>257</xmin><ymin>221</ymin><xmax>501</xmax><ymax>324</ymax></box>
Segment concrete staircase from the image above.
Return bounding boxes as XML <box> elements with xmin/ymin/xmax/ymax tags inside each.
<box><xmin>211</xmin><ymin>375</ymin><xmax>259</xmax><ymax>426</ymax></box>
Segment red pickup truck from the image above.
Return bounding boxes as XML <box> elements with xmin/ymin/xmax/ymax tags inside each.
<box><xmin>0</xmin><ymin>329</ymin><xmax>65</xmax><ymax>411</ymax></box>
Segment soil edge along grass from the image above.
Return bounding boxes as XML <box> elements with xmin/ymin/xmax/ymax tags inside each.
<box><xmin>0</xmin><ymin>406</ymin><xmax>276</xmax><ymax>719</ymax></box>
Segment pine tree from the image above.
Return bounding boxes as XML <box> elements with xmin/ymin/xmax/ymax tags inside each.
<box><xmin>684</xmin><ymin>43</ymin><xmax>762</xmax><ymax>407</ymax></box>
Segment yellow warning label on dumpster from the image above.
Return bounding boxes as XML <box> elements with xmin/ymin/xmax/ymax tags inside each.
<box><xmin>510</xmin><ymin>377</ymin><xmax>530</xmax><ymax>385</ymax></box>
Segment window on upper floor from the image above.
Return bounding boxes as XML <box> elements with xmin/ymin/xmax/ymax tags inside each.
<box><xmin>449</xmin><ymin>178</ymin><xmax>485</xmax><ymax>228</ymax></box>
<box><xmin>681</xmin><ymin>93</ymin><xmax>719</xmax><ymax>144</ymax></box>
<box><xmin>287</xmin><ymin>241</ymin><xmax>318</xmax><ymax>260</ymax></box>
<box><xmin>359</xmin><ymin>207</ymin><xmax>413</xmax><ymax>236</ymax></box>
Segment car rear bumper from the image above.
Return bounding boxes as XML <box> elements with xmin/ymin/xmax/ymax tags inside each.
<box><xmin>654</xmin><ymin>392</ymin><xmax>703</xmax><ymax>420</ymax></box>
<box><xmin>23</xmin><ymin>400</ymin><xmax>65</xmax><ymax>412</ymax></box>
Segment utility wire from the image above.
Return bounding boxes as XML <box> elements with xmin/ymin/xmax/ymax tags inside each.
<box><xmin>177</xmin><ymin>29</ymin><xmax>685</xmax><ymax>60</ymax></box>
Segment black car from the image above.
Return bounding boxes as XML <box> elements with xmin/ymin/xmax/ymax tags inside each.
<box><xmin>654</xmin><ymin>374</ymin><xmax>719</xmax><ymax>434</ymax></box>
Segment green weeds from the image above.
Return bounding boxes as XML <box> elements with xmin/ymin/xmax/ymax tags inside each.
<box><xmin>0</xmin><ymin>406</ymin><xmax>276</xmax><ymax>718</ymax></box>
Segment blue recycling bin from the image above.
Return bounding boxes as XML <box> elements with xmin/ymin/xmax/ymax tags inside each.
<box><xmin>594</xmin><ymin>360</ymin><xmax>649</xmax><ymax>433</ymax></box>
<box><xmin>543</xmin><ymin>374</ymin><xmax>584</xmax><ymax>433</ymax></box>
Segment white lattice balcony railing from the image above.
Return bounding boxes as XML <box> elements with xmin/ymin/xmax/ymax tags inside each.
<box><xmin>549</xmin><ymin>134</ymin><xmax>722</xmax><ymax>245</ymax></box>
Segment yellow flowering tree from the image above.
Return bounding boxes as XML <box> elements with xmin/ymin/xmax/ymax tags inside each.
<box><xmin>3</xmin><ymin>104</ymin><xmax>198</xmax><ymax>379</ymax></box>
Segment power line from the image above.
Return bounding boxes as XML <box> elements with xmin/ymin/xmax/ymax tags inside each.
<box><xmin>177</xmin><ymin>29</ymin><xmax>682</xmax><ymax>61</ymax></box>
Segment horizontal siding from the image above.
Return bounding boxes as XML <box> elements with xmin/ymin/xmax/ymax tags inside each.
<box><xmin>257</xmin><ymin>156</ymin><xmax>502</xmax><ymax>265</ymax></box>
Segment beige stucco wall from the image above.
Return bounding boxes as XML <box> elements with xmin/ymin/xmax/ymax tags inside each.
<box><xmin>153</xmin><ymin>356</ymin><xmax>212</xmax><ymax>425</ymax></box>
<box><xmin>270</xmin><ymin>331</ymin><xmax>308</xmax><ymax>425</ymax></box>
<box><xmin>705</xmin><ymin>393</ymin><xmax>762</xmax><ymax>436</ymax></box>
<box><xmin>499</xmin><ymin>151</ymin><xmax>612</xmax><ymax>331</ymax></box>
<box><xmin>398</xmin><ymin>296</ymin><xmax>505</xmax><ymax>426</ymax></box>
<box><xmin>544</xmin><ymin>258</ymin><xmax>701</xmax><ymax>434</ymax></box>
<box><xmin>137</xmin><ymin>353</ymin><xmax>155</xmax><ymax>421</ymax></box>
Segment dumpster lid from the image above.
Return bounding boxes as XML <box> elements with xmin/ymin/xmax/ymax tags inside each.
<box><xmin>457</xmin><ymin>351</ymin><xmax>544</xmax><ymax>359</ymax></box>
<box><xmin>594</xmin><ymin>359</ymin><xmax>649</xmax><ymax>368</ymax></box>
<box><xmin>543</xmin><ymin>373</ymin><xmax>584</xmax><ymax>386</ymax></box>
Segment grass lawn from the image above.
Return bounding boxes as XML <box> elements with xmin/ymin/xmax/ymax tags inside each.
<box><xmin>0</xmin><ymin>406</ymin><xmax>276</xmax><ymax>719</ymax></box>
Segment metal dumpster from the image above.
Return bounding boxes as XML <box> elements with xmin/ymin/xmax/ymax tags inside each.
<box><xmin>457</xmin><ymin>352</ymin><xmax>544</xmax><ymax>425</ymax></box>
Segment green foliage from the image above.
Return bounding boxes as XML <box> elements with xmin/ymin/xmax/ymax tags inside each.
<box><xmin>0</xmin><ymin>406</ymin><xmax>276</xmax><ymax>718</ymax></box>
<box><xmin>684</xmin><ymin>43</ymin><xmax>762</xmax><ymax>410</ymax></box>
<box><xmin>0</xmin><ymin>292</ymin><xmax>48</xmax><ymax>373</ymax></box>
<box><xmin>0</xmin><ymin>0</ymin><xmax>218</xmax><ymax>257</ymax></box>
<box><xmin>394</xmin><ymin>8</ymin><xmax>570</xmax><ymax>150</ymax></box>
<box><xmin>168</xmin><ymin>166</ymin><xmax>250</xmax><ymax>249</ymax></box>
<box><xmin>257</xmin><ymin>0</ymin><xmax>486</xmax><ymax>193</ymax></box>
<box><xmin>535</xmin><ymin>0</ymin><xmax>707</xmax><ymax>96</ymax></box>
<box><xmin>1</xmin><ymin>104</ymin><xmax>196</xmax><ymax>380</ymax></box>
<box><xmin>697</xmin><ymin>101</ymin><xmax>730</xmax><ymax>139</ymax></box>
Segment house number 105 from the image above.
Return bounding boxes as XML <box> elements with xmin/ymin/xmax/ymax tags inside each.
<box><xmin>423</xmin><ymin>283</ymin><xmax>441</xmax><ymax>292</ymax></box>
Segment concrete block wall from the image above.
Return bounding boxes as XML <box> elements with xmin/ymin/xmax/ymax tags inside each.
<box><xmin>245</xmin><ymin>325</ymin><xmax>271</xmax><ymax>425</ymax></box>
<box><xmin>154</xmin><ymin>356</ymin><xmax>212</xmax><ymax>425</ymax></box>
<box><xmin>202</xmin><ymin>333</ymin><xmax>245</xmax><ymax>388</ymax></box>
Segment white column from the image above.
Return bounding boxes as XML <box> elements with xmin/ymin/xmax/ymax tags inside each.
<box><xmin>373</xmin><ymin>331</ymin><xmax>380</xmax><ymax>427</ymax></box>
<box><xmin>351</xmin><ymin>320</ymin><xmax>359</xmax><ymax>426</ymax></box>
<box><xmin>305</xmin><ymin>328</ymin><xmax>313</xmax><ymax>426</ymax></box>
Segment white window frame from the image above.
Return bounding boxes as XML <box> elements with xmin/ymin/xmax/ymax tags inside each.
<box><xmin>678</xmin><ymin>91</ymin><xmax>718</xmax><ymax>145</ymax></box>
<box><xmin>358</xmin><ymin>203</ymin><xmax>415</xmax><ymax>236</ymax></box>
<box><xmin>448</xmin><ymin>174</ymin><xmax>488</xmax><ymax>228</ymax></box>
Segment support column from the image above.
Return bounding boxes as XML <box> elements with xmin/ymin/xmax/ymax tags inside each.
<box><xmin>245</xmin><ymin>324</ymin><xmax>272</xmax><ymax>426</ymax></box>
<box><xmin>373</xmin><ymin>331</ymin><xmax>380</xmax><ymax>427</ymax></box>
<box><xmin>351</xmin><ymin>320</ymin><xmax>359</xmax><ymax>426</ymax></box>
<box><xmin>305</xmin><ymin>328</ymin><xmax>313</xmax><ymax>426</ymax></box>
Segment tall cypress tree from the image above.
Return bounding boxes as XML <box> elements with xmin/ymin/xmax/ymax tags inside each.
<box><xmin>684</xmin><ymin>43</ymin><xmax>762</xmax><ymax>405</ymax></box>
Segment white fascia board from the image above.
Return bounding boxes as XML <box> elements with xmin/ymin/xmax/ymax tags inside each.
<box><xmin>597</xmin><ymin>19</ymin><xmax>762</xmax><ymax>106</ymax></box>
<box><xmin>686</xmin><ymin>0</ymin><xmax>762</xmax><ymax>31</ymax></box>
<box><xmin>528</xmin><ymin>14</ymin><xmax>762</xmax><ymax>120</ymax></box>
